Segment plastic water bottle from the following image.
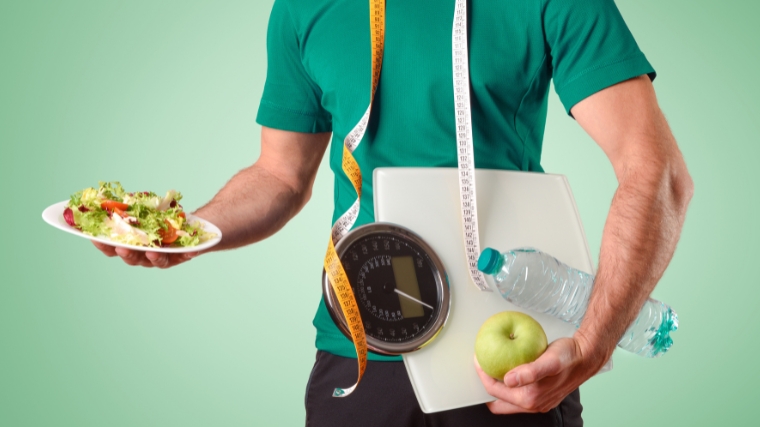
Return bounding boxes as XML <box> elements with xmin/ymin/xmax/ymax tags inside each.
<box><xmin>478</xmin><ymin>247</ymin><xmax>678</xmax><ymax>358</ymax></box>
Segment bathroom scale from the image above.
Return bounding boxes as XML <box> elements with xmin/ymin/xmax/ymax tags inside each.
<box><xmin>373</xmin><ymin>167</ymin><xmax>609</xmax><ymax>413</ymax></box>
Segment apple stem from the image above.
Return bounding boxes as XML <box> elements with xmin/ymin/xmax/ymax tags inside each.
<box><xmin>509</xmin><ymin>333</ymin><xmax>516</xmax><ymax>340</ymax></box>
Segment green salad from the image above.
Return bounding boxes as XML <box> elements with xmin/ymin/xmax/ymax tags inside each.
<box><xmin>64</xmin><ymin>182</ymin><xmax>214</xmax><ymax>248</ymax></box>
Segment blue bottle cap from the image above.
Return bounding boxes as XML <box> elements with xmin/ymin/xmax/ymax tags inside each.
<box><xmin>478</xmin><ymin>248</ymin><xmax>501</xmax><ymax>275</ymax></box>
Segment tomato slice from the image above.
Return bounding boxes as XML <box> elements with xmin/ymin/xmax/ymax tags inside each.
<box><xmin>101</xmin><ymin>200</ymin><xmax>129</xmax><ymax>211</ymax></box>
<box><xmin>178</xmin><ymin>212</ymin><xmax>186</xmax><ymax>219</ymax></box>
<box><xmin>158</xmin><ymin>219</ymin><xmax>178</xmax><ymax>244</ymax></box>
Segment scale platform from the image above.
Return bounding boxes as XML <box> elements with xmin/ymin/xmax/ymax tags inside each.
<box><xmin>373</xmin><ymin>167</ymin><xmax>607</xmax><ymax>413</ymax></box>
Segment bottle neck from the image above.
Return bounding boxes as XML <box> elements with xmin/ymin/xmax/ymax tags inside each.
<box><xmin>490</xmin><ymin>254</ymin><xmax>504</xmax><ymax>275</ymax></box>
<box><xmin>478</xmin><ymin>248</ymin><xmax>505</xmax><ymax>275</ymax></box>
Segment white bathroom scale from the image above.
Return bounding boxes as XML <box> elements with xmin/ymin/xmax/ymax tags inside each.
<box><xmin>373</xmin><ymin>167</ymin><xmax>607</xmax><ymax>413</ymax></box>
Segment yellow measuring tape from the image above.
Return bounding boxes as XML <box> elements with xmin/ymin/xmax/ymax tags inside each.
<box><xmin>324</xmin><ymin>0</ymin><xmax>385</xmax><ymax>398</ymax></box>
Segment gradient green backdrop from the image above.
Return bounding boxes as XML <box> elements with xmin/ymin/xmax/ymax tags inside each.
<box><xmin>2</xmin><ymin>1</ymin><xmax>758</xmax><ymax>425</ymax></box>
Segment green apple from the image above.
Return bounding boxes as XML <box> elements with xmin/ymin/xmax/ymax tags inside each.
<box><xmin>475</xmin><ymin>311</ymin><xmax>548</xmax><ymax>380</ymax></box>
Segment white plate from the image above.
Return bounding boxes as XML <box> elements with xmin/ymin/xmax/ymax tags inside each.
<box><xmin>42</xmin><ymin>200</ymin><xmax>222</xmax><ymax>253</ymax></box>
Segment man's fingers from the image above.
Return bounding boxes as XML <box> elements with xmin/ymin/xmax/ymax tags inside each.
<box><xmin>505</xmin><ymin>356</ymin><xmax>562</xmax><ymax>388</ymax></box>
<box><xmin>173</xmin><ymin>253</ymin><xmax>199</xmax><ymax>266</ymax></box>
<box><xmin>175</xmin><ymin>252</ymin><xmax>199</xmax><ymax>264</ymax></box>
<box><xmin>96</xmin><ymin>243</ymin><xmax>198</xmax><ymax>269</ymax></box>
<box><xmin>114</xmin><ymin>246</ymin><xmax>140</xmax><ymax>261</ymax></box>
<box><xmin>474</xmin><ymin>356</ymin><xmax>511</xmax><ymax>399</ymax></box>
<box><xmin>476</xmin><ymin>357</ymin><xmax>539</xmax><ymax>414</ymax></box>
<box><xmin>114</xmin><ymin>247</ymin><xmax>152</xmax><ymax>267</ymax></box>
<box><xmin>474</xmin><ymin>356</ymin><xmax>497</xmax><ymax>388</ymax></box>
<box><xmin>478</xmin><ymin>337</ymin><xmax>593</xmax><ymax>414</ymax></box>
<box><xmin>183</xmin><ymin>252</ymin><xmax>200</xmax><ymax>260</ymax></box>
<box><xmin>486</xmin><ymin>399</ymin><xmax>537</xmax><ymax>415</ymax></box>
<box><xmin>505</xmin><ymin>338</ymin><xmax>576</xmax><ymax>387</ymax></box>
<box><xmin>92</xmin><ymin>241</ymin><xmax>118</xmax><ymax>257</ymax></box>
<box><xmin>145</xmin><ymin>251</ymin><xmax>170</xmax><ymax>268</ymax></box>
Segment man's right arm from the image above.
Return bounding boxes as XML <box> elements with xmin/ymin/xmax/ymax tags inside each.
<box><xmin>93</xmin><ymin>127</ymin><xmax>331</xmax><ymax>268</ymax></box>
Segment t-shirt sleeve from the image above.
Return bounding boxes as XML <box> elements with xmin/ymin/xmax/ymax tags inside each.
<box><xmin>544</xmin><ymin>0</ymin><xmax>656</xmax><ymax>115</ymax></box>
<box><xmin>256</xmin><ymin>0</ymin><xmax>332</xmax><ymax>133</ymax></box>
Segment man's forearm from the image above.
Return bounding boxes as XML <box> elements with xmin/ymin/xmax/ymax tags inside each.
<box><xmin>576</xmin><ymin>131</ymin><xmax>693</xmax><ymax>364</ymax></box>
<box><xmin>193</xmin><ymin>128</ymin><xmax>331</xmax><ymax>253</ymax></box>
<box><xmin>193</xmin><ymin>163</ymin><xmax>311</xmax><ymax>252</ymax></box>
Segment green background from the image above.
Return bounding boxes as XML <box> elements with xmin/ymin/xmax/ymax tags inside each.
<box><xmin>1</xmin><ymin>0</ymin><xmax>757</xmax><ymax>425</ymax></box>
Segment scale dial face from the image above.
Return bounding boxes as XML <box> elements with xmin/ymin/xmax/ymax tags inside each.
<box><xmin>323</xmin><ymin>223</ymin><xmax>450</xmax><ymax>355</ymax></box>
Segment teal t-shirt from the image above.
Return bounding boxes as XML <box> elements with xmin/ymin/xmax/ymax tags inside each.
<box><xmin>256</xmin><ymin>0</ymin><xmax>655</xmax><ymax>361</ymax></box>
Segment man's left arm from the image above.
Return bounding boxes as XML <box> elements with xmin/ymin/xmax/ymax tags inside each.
<box><xmin>475</xmin><ymin>75</ymin><xmax>694</xmax><ymax>414</ymax></box>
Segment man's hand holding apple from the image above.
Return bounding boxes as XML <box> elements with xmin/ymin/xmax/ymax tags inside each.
<box><xmin>475</xmin><ymin>333</ymin><xmax>608</xmax><ymax>414</ymax></box>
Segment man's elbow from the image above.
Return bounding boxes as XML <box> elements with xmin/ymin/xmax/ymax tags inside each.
<box><xmin>297</xmin><ymin>186</ymin><xmax>314</xmax><ymax>211</ymax></box>
<box><xmin>623</xmin><ymin>141</ymin><xmax>693</xmax><ymax>219</ymax></box>
<box><xmin>670</xmin><ymin>164</ymin><xmax>694</xmax><ymax>215</ymax></box>
<box><xmin>635</xmin><ymin>133</ymin><xmax>694</xmax><ymax>214</ymax></box>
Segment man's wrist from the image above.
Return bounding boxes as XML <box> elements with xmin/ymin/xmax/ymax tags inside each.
<box><xmin>573</xmin><ymin>329</ymin><xmax>614</xmax><ymax>372</ymax></box>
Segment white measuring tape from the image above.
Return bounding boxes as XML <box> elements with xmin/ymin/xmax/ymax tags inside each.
<box><xmin>452</xmin><ymin>0</ymin><xmax>489</xmax><ymax>291</ymax></box>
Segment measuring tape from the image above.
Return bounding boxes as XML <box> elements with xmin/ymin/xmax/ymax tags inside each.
<box><xmin>325</xmin><ymin>0</ymin><xmax>487</xmax><ymax>397</ymax></box>
<box><xmin>324</xmin><ymin>0</ymin><xmax>385</xmax><ymax>398</ymax></box>
<box><xmin>452</xmin><ymin>0</ymin><xmax>489</xmax><ymax>291</ymax></box>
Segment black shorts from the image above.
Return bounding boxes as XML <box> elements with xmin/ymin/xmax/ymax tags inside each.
<box><xmin>305</xmin><ymin>351</ymin><xmax>583</xmax><ymax>427</ymax></box>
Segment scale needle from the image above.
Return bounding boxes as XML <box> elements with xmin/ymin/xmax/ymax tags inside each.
<box><xmin>394</xmin><ymin>289</ymin><xmax>434</xmax><ymax>310</ymax></box>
